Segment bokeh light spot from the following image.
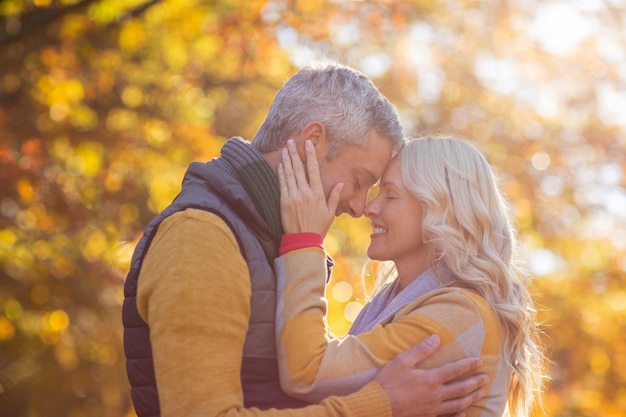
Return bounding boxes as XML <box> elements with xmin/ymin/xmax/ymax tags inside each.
<box><xmin>343</xmin><ymin>301</ymin><xmax>364</xmax><ymax>323</ymax></box>
<box><xmin>331</xmin><ymin>281</ymin><xmax>353</xmax><ymax>303</ymax></box>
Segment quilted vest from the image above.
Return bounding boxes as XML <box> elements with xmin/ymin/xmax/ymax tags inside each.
<box><xmin>122</xmin><ymin>153</ymin><xmax>308</xmax><ymax>417</ymax></box>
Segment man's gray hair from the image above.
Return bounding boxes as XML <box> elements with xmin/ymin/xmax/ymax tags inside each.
<box><xmin>253</xmin><ymin>61</ymin><xmax>403</xmax><ymax>159</ymax></box>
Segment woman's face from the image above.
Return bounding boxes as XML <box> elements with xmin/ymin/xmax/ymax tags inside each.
<box><xmin>364</xmin><ymin>157</ymin><xmax>430</xmax><ymax>283</ymax></box>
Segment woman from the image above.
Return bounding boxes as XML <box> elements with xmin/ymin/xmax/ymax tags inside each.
<box><xmin>275</xmin><ymin>136</ymin><xmax>545</xmax><ymax>417</ymax></box>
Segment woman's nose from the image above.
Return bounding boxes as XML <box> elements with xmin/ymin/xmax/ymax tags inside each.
<box><xmin>364</xmin><ymin>197</ymin><xmax>379</xmax><ymax>218</ymax></box>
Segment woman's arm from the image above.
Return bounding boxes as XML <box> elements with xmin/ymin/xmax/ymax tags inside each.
<box><xmin>274</xmin><ymin>246</ymin><xmax>497</xmax><ymax>404</ymax></box>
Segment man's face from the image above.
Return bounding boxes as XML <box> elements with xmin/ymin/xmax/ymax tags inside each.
<box><xmin>317</xmin><ymin>130</ymin><xmax>394</xmax><ymax>218</ymax></box>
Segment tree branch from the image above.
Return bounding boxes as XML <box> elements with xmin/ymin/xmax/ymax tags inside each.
<box><xmin>0</xmin><ymin>0</ymin><xmax>162</xmax><ymax>48</ymax></box>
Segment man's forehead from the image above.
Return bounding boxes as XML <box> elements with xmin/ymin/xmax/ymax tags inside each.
<box><xmin>345</xmin><ymin>134</ymin><xmax>393</xmax><ymax>181</ymax></box>
<box><xmin>363</xmin><ymin>152</ymin><xmax>392</xmax><ymax>179</ymax></box>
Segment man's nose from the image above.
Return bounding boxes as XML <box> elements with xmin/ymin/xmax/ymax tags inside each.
<box><xmin>347</xmin><ymin>196</ymin><xmax>367</xmax><ymax>218</ymax></box>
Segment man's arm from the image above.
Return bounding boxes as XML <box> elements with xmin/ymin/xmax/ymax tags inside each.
<box><xmin>375</xmin><ymin>335</ymin><xmax>486</xmax><ymax>417</ymax></box>
<box><xmin>138</xmin><ymin>209</ymin><xmax>253</xmax><ymax>416</ymax></box>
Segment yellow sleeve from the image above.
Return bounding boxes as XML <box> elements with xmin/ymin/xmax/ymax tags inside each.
<box><xmin>138</xmin><ymin>209</ymin><xmax>392</xmax><ymax>417</ymax></box>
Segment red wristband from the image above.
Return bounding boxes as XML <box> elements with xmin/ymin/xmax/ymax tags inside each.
<box><xmin>279</xmin><ymin>233</ymin><xmax>324</xmax><ymax>256</ymax></box>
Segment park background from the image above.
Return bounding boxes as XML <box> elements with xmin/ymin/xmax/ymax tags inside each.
<box><xmin>0</xmin><ymin>0</ymin><xmax>625</xmax><ymax>416</ymax></box>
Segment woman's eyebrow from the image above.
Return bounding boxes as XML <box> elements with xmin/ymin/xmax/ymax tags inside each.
<box><xmin>378</xmin><ymin>180</ymin><xmax>400</xmax><ymax>190</ymax></box>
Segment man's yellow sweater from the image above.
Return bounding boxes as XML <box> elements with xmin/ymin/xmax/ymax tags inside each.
<box><xmin>275</xmin><ymin>246</ymin><xmax>509</xmax><ymax>417</ymax></box>
<box><xmin>137</xmin><ymin>209</ymin><xmax>393</xmax><ymax>417</ymax></box>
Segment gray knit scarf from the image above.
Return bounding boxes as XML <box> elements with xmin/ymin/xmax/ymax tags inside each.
<box><xmin>349</xmin><ymin>268</ymin><xmax>453</xmax><ymax>335</ymax></box>
<box><xmin>221</xmin><ymin>137</ymin><xmax>283</xmax><ymax>243</ymax></box>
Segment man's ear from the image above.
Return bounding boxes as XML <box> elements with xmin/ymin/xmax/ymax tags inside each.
<box><xmin>296</xmin><ymin>121</ymin><xmax>327</xmax><ymax>150</ymax></box>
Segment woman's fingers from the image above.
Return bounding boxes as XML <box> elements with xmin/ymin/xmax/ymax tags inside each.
<box><xmin>327</xmin><ymin>182</ymin><xmax>343</xmax><ymax>216</ymax></box>
<box><xmin>278</xmin><ymin>138</ymin><xmax>337</xmax><ymax>236</ymax></box>
<box><xmin>287</xmin><ymin>139</ymin><xmax>307</xmax><ymax>189</ymax></box>
<box><xmin>281</xmin><ymin>146</ymin><xmax>297</xmax><ymax>196</ymax></box>
<box><xmin>302</xmin><ymin>139</ymin><xmax>342</xmax><ymax>215</ymax></box>
<box><xmin>278</xmin><ymin>162</ymin><xmax>287</xmax><ymax>197</ymax></box>
<box><xmin>304</xmin><ymin>140</ymin><xmax>322</xmax><ymax>192</ymax></box>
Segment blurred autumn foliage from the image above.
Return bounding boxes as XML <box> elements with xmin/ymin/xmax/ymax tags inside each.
<box><xmin>0</xmin><ymin>1</ymin><xmax>625</xmax><ymax>416</ymax></box>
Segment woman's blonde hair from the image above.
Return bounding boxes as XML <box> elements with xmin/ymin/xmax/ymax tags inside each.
<box><xmin>371</xmin><ymin>135</ymin><xmax>546</xmax><ymax>416</ymax></box>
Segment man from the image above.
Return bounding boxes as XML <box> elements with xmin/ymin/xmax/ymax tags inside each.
<box><xmin>123</xmin><ymin>61</ymin><xmax>487</xmax><ymax>417</ymax></box>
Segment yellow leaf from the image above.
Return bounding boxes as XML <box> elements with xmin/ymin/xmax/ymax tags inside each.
<box><xmin>0</xmin><ymin>316</ymin><xmax>16</xmax><ymax>341</ymax></box>
<box><xmin>47</xmin><ymin>310</ymin><xmax>70</xmax><ymax>333</ymax></box>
